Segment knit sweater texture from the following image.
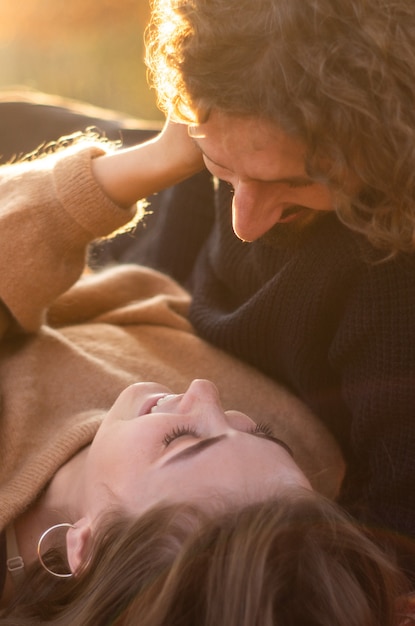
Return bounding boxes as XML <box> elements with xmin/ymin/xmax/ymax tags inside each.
<box><xmin>0</xmin><ymin>143</ymin><xmax>342</xmax><ymax>533</ymax></box>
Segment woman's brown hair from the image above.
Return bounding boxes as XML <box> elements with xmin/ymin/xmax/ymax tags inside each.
<box><xmin>146</xmin><ymin>0</ymin><xmax>415</xmax><ymax>255</ymax></box>
<box><xmin>0</xmin><ymin>492</ymin><xmax>410</xmax><ymax>625</ymax></box>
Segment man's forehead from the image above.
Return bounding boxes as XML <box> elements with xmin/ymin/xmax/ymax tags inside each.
<box><xmin>191</xmin><ymin>114</ymin><xmax>308</xmax><ymax>181</ymax></box>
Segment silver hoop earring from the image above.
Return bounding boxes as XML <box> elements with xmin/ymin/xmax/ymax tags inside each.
<box><xmin>37</xmin><ymin>523</ymin><xmax>74</xmax><ymax>578</ymax></box>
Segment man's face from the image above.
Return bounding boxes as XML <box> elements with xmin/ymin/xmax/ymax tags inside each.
<box><xmin>189</xmin><ymin>110</ymin><xmax>335</xmax><ymax>242</ymax></box>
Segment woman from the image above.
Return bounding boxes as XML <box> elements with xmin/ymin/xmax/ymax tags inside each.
<box><xmin>0</xmin><ymin>127</ymin><xmax>343</xmax><ymax>608</ymax></box>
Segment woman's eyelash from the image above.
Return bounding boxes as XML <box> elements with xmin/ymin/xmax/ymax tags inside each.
<box><xmin>250</xmin><ymin>422</ymin><xmax>294</xmax><ymax>457</ymax></box>
<box><xmin>163</xmin><ymin>422</ymin><xmax>274</xmax><ymax>447</ymax></box>
<box><xmin>162</xmin><ymin>421</ymin><xmax>293</xmax><ymax>457</ymax></box>
<box><xmin>163</xmin><ymin>425</ymin><xmax>199</xmax><ymax>447</ymax></box>
<box><xmin>250</xmin><ymin>422</ymin><xmax>275</xmax><ymax>437</ymax></box>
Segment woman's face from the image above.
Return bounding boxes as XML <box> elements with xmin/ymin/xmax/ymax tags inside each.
<box><xmin>83</xmin><ymin>379</ymin><xmax>311</xmax><ymax>520</ymax></box>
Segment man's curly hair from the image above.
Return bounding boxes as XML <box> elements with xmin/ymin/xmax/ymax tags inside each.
<box><xmin>146</xmin><ymin>0</ymin><xmax>415</xmax><ymax>255</ymax></box>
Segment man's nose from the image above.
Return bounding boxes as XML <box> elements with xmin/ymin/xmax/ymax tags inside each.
<box><xmin>231</xmin><ymin>181</ymin><xmax>284</xmax><ymax>241</ymax></box>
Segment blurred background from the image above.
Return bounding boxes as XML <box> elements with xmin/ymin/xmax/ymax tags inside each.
<box><xmin>0</xmin><ymin>0</ymin><xmax>163</xmax><ymax>121</ymax></box>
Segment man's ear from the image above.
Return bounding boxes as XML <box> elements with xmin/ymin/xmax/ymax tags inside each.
<box><xmin>66</xmin><ymin>517</ymin><xmax>92</xmax><ymax>574</ymax></box>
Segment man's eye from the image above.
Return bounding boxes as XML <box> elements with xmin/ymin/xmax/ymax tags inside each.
<box><xmin>287</xmin><ymin>180</ymin><xmax>313</xmax><ymax>189</ymax></box>
<box><xmin>162</xmin><ymin>425</ymin><xmax>199</xmax><ymax>447</ymax></box>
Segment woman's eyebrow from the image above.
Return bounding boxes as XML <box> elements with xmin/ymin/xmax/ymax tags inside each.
<box><xmin>163</xmin><ymin>435</ymin><xmax>227</xmax><ymax>466</ymax></box>
<box><xmin>163</xmin><ymin>432</ymin><xmax>293</xmax><ymax>467</ymax></box>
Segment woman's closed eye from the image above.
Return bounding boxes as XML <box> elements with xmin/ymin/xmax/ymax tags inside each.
<box><xmin>163</xmin><ymin>425</ymin><xmax>200</xmax><ymax>447</ymax></box>
<box><xmin>162</xmin><ymin>421</ymin><xmax>293</xmax><ymax>456</ymax></box>
<box><xmin>250</xmin><ymin>422</ymin><xmax>294</xmax><ymax>457</ymax></box>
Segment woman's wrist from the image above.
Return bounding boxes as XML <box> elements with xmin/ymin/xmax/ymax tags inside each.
<box><xmin>91</xmin><ymin>121</ymin><xmax>205</xmax><ymax>208</ymax></box>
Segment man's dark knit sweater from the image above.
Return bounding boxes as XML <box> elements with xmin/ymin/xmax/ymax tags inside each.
<box><xmin>104</xmin><ymin>170</ymin><xmax>415</xmax><ymax>573</ymax></box>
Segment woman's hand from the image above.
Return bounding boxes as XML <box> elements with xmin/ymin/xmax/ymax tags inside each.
<box><xmin>91</xmin><ymin>118</ymin><xmax>205</xmax><ymax>208</ymax></box>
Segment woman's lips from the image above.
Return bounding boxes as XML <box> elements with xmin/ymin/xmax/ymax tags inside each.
<box><xmin>150</xmin><ymin>394</ymin><xmax>178</xmax><ymax>413</ymax></box>
<box><xmin>138</xmin><ymin>394</ymin><xmax>170</xmax><ymax>417</ymax></box>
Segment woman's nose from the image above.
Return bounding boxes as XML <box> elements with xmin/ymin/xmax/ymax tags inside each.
<box><xmin>183</xmin><ymin>379</ymin><xmax>222</xmax><ymax>406</ymax></box>
<box><xmin>180</xmin><ymin>379</ymin><xmax>230</xmax><ymax>427</ymax></box>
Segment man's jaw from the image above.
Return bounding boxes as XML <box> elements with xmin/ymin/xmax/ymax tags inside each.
<box><xmin>258</xmin><ymin>206</ymin><xmax>327</xmax><ymax>248</ymax></box>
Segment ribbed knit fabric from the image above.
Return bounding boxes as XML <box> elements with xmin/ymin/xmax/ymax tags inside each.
<box><xmin>0</xmin><ymin>532</ymin><xmax>5</xmax><ymax>602</ymax></box>
<box><xmin>205</xmin><ymin>185</ymin><xmax>415</xmax><ymax>535</ymax></box>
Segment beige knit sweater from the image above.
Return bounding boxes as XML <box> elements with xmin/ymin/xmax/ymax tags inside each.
<box><xmin>0</xmin><ymin>141</ymin><xmax>344</xmax><ymax>530</ymax></box>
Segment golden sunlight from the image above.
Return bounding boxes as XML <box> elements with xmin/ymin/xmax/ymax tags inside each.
<box><xmin>0</xmin><ymin>0</ymin><xmax>160</xmax><ymax>119</ymax></box>
<box><xmin>0</xmin><ymin>0</ymin><xmax>150</xmax><ymax>42</ymax></box>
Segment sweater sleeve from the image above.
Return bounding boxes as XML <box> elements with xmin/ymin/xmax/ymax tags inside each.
<box><xmin>0</xmin><ymin>141</ymin><xmax>137</xmax><ymax>334</ymax></box>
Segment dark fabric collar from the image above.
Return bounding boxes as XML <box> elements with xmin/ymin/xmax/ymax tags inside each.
<box><xmin>0</xmin><ymin>530</ymin><xmax>6</xmax><ymax>599</ymax></box>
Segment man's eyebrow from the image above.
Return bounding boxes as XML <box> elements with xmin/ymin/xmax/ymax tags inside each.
<box><xmin>191</xmin><ymin>138</ymin><xmax>313</xmax><ymax>186</ymax></box>
<box><xmin>190</xmin><ymin>140</ymin><xmax>230</xmax><ymax>171</ymax></box>
<box><xmin>163</xmin><ymin>431</ymin><xmax>293</xmax><ymax>467</ymax></box>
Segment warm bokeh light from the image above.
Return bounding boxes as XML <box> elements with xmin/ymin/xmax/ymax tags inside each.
<box><xmin>0</xmin><ymin>0</ymin><xmax>150</xmax><ymax>41</ymax></box>
<box><xmin>0</xmin><ymin>0</ymin><xmax>161</xmax><ymax>120</ymax></box>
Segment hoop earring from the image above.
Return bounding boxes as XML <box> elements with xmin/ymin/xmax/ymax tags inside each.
<box><xmin>37</xmin><ymin>523</ymin><xmax>74</xmax><ymax>578</ymax></box>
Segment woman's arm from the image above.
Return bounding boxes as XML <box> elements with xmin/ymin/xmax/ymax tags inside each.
<box><xmin>91</xmin><ymin>119</ymin><xmax>205</xmax><ymax>208</ymax></box>
<box><xmin>0</xmin><ymin>121</ymin><xmax>203</xmax><ymax>335</ymax></box>
<box><xmin>0</xmin><ymin>143</ymin><xmax>137</xmax><ymax>334</ymax></box>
